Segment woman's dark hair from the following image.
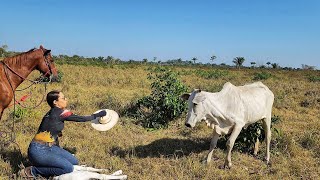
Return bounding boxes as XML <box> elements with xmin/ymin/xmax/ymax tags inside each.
<box><xmin>46</xmin><ymin>90</ymin><xmax>61</xmax><ymax>108</ymax></box>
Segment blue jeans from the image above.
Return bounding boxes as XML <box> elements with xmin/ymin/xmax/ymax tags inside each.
<box><xmin>28</xmin><ymin>141</ymin><xmax>79</xmax><ymax>178</ymax></box>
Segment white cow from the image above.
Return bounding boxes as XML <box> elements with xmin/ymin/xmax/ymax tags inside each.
<box><xmin>181</xmin><ymin>82</ymin><xmax>274</xmax><ymax>168</ymax></box>
<box><xmin>52</xmin><ymin>165</ymin><xmax>127</xmax><ymax>180</ymax></box>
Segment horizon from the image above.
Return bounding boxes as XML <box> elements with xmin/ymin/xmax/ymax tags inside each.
<box><xmin>1</xmin><ymin>0</ymin><xmax>319</xmax><ymax>69</ymax></box>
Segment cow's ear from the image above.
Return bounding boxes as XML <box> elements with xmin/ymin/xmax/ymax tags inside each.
<box><xmin>194</xmin><ymin>89</ymin><xmax>201</xmax><ymax>93</ymax></box>
<box><xmin>192</xmin><ymin>93</ymin><xmax>206</xmax><ymax>104</ymax></box>
<box><xmin>180</xmin><ymin>93</ymin><xmax>190</xmax><ymax>101</ymax></box>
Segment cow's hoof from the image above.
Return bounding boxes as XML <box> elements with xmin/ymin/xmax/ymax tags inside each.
<box><xmin>252</xmin><ymin>153</ymin><xmax>258</xmax><ymax>158</ymax></box>
<box><xmin>218</xmin><ymin>165</ymin><xmax>229</xmax><ymax>169</ymax></box>
<box><xmin>266</xmin><ymin>160</ymin><xmax>272</xmax><ymax>167</ymax></box>
<box><xmin>264</xmin><ymin>157</ymin><xmax>271</xmax><ymax>165</ymax></box>
<box><xmin>220</xmin><ymin>161</ymin><xmax>232</xmax><ymax>169</ymax></box>
<box><xmin>202</xmin><ymin>160</ymin><xmax>210</xmax><ymax>165</ymax></box>
<box><xmin>212</xmin><ymin>157</ymin><xmax>219</xmax><ymax>161</ymax></box>
<box><xmin>218</xmin><ymin>164</ymin><xmax>231</xmax><ymax>170</ymax></box>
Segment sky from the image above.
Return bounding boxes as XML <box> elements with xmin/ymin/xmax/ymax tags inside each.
<box><xmin>1</xmin><ymin>0</ymin><xmax>319</xmax><ymax>68</ymax></box>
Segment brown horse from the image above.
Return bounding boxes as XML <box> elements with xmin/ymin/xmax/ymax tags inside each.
<box><xmin>0</xmin><ymin>45</ymin><xmax>58</xmax><ymax>120</ymax></box>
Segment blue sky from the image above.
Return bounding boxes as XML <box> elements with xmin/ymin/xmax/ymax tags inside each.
<box><xmin>1</xmin><ymin>0</ymin><xmax>319</xmax><ymax>68</ymax></box>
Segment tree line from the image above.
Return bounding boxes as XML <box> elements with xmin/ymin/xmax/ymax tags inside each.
<box><xmin>0</xmin><ymin>45</ymin><xmax>317</xmax><ymax>70</ymax></box>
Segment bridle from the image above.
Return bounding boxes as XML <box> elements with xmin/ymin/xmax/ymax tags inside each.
<box><xmin>1</xmin><ymin>48</ymin><xmax>56</xmax><ymax>108</ymax></box>
<box><xmin>41</xmin><ymin>48</ymin><xmax>55</xmax><ymax>81</ymax></box>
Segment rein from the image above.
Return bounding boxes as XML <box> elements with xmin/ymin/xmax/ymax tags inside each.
<box><xmin>0</xmin><ymin>53</ymin><xmax>53</xmax><ymax>143</ymax></box>
<box><xmin>1</xmin><ymin>61</ymin><xmax>50</xmax><ymax>109</ymax></box>
<box><xmin>1</xmin><ymin>61</ymin><xmax>38</xmax><ymax>83</ymax></box>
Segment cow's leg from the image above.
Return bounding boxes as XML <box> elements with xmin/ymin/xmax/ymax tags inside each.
<box><xmin>73</xmin><ymin>165</ymin><xmax>105</xmax><ymax>173</ymax></box>
<box><xmin>262</xmin><ymin>115</ymin><xmax>271</xmax><ymax>164</ymax></box>
<box><xmin>253</xmin><ymin>137</ymin><xmax>260</xmax><ymax>156</ymax></box>
<box><xmin>206</xmin><ymin>131</ymin><xmax>220</xmax><ymax>164</ymax></box>
<box><xmin>100</xmin><ymin>174</ymin><xmax>128</xmax><ymax>180</ymax></box>
<box><xmin>224</xmin><ymin>124</ymin><xmax>243</xmax><ymax>168</ymax></box>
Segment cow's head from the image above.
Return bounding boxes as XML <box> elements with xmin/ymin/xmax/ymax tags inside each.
<box><xmin>181</xmin><ymin>89</ymin><xmax>207</xmax><ymax>128</ymax></box>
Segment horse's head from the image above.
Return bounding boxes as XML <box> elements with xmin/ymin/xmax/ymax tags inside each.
<box><xmin>37</xmin><ymin>45</ymin><xmax>59</xmax><ymax>82</ymax></box>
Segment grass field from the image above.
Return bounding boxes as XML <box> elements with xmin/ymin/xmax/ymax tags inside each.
<box><xmin>0</xmin><ymin>63</ymin><xmax>319</xmax><ymax>179</ymax></box>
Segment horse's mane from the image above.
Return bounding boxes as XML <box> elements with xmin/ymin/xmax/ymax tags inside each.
<box><xmin>2</xmin><ymin>48</ymin><xmax>40</xmax><ymax>67</ymax></box>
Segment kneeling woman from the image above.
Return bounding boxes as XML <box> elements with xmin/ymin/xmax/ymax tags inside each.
<box><xmin>19</xmin><ymin>90</ymin><xmax>106</xmax><ymax>178</ymax></box>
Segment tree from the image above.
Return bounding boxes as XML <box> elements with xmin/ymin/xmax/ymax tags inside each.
<box><xmin>266</xmin><ymin>62</ymin><xmax>271</xmax><ymax>67</ymax></box>
<box><xmin>128</xmin><ymin>66</ymin><xmax>188</xmax><ymax>129</ymax></box>
<box><xmin>232</xmin><ymin>57</ymin><xmax>245</xmax><ymax>69</ymax></box>
<box><xmin>191</xmin><ymin>57</ymin><xmax>198</xmax><ymax>64</ymax></box>
<box><xmin>97</xmin><ymin>56</ymin><xmax>104</xmax><ymax>61</ymax></box>
<box><xmin>143</xmin><ymin>58</ymin><xmax>148</xmax><ymax>63</ymax></box>
<box><xmin>0</xmin><ymin>45</ymin><xmax>8</xmax><ymax>58</ymax></box>
<box><xmin>210</xmin><ymin>55</ymin><xmax>216</xmax><ymax>65</ymax></box>
<box><xmin>250</xmin><ymin>62</ymin><xmax>256</xmax><ymax>68</ymax></box>
<box><xmin>105</xmin><ymin>56</ymin><xmax>114</xmax><ymax>63</ymax></box>
<box><xmin>301</xmin><ymin>64</ymin><xmax>316</xmax><ymax>70</ymax></box>
<box><xmin>271</xmin><ymin>63</ymin><xmax>279</xmax><ymax>69</ymax></box>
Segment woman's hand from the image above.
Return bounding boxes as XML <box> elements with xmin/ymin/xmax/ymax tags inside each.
<box><xmin>93</xmin><ymin>110</ymin><xmax>107</xmax><ymax>118</ymax></box>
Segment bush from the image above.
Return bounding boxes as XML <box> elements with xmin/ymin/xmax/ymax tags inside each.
<box><xmin>8</xmin><ymin>106</ymin><xmax>29</xmax><ymax>123</ymax></box>
<box><xmin>37</xmin><ymin>70</ymin><xmax>64</xmax><ymax>83</ymax></box>
<box><xmin>127</xmin><ymin>66</ymin><xmax>188</xmax><ymax>129</ymax></box>
<box><xmin>253</xmin><ymin>72</ymin><xmax>272</xmax><ymax>80</ymax></box>
<box><xmin>300</xmin><ymin>90</ymin><xmax>320</xmax><ymax>108</ymax></box>
<box><xmin>220</xmin><ymin>115</ymin><xmax>281</xmax><ymax>153</ymax></box>
<box><xmin>308</xmin><ymin>75</ymin><xmax>320</xmax><ymax>82</ymax></box>
<box><xmin>299</xmin><ymin>131</ymin><xmax>318</xmax><ymax>150</ymax></box>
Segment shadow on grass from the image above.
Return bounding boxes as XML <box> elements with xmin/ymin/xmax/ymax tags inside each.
<box><xmin>0</xmin><ymin>143</ymin><xmax>78</xmax><ymax>175</ymax></box>
<box><xmin>110</xmin><ymin>137</ymin><xmax>224</xmax><ymax>159</ymax></box>
<box><xmin>62</xmin><ymin>146</ymin><xmax>78</xmax><ymax>155</ymax></box>
<box><xmin>0</xmin><ymin>142</ymin><xmax>30</xmax><ymax>174</ymax></box>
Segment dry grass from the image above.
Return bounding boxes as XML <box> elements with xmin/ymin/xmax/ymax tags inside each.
<box><xmin>0</xmin><ymin>64</ymin><xmax>319</xmax><ymax>179</ymax></box>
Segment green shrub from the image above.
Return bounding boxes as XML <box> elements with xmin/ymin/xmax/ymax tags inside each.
<box><xmin>299</xmin><ymin>131</ymin><xmax>318</xmax><ymax>150</ymax></box>
<box><xmin>220</xmin><ymin>115</ymin><xmax>281</xmax><ymax>153</ymax></box>
<box><xmin>9</xmin><ymin>106</ymin><xmax>29</xmax><ymax>122</ymax></box>
<box><xmin>300</xmin><ymin>90</ymin><xmax>320</xmax><ymax>108</ymax></box>
<box><xmin>38</xmin><ymin>70</ymin><xmax>64</xmax><ymax>83</ymax></box>
<box><xmin>253</xmin><ymin>72</ymin><xmax>272</xmax><ymax>80</ymax></box>
<box><xmin>127</xmin><ymin>66</ymin><xmax>188</xmax><ymax>129</ymax></box>
<box><xmin>308</xmin><ymin>75</ymin><xmax>320</xmax><ymax>82</ymax></box>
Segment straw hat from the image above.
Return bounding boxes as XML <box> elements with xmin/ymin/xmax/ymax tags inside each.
<box><xmin>91</xmin><ymin>109</ymin><xmax>119</xmax><ymax>131</ymax></box>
